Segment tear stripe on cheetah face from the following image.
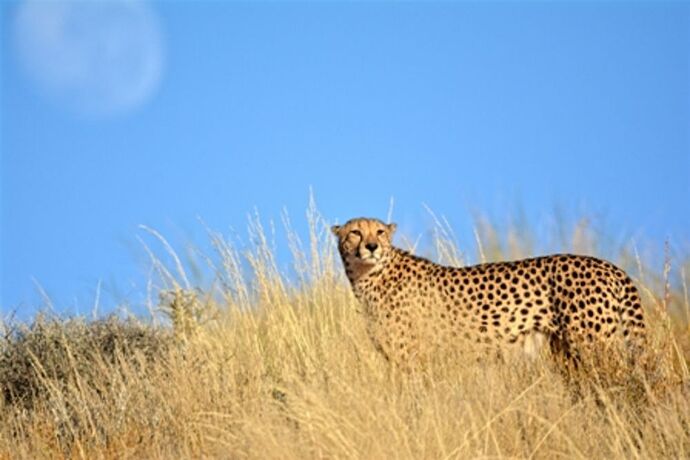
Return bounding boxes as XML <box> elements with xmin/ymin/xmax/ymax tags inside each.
<box><xmin>332</xmin><ymin>217</ymin><xmax>646</xmax><ymax>366</ymax></box>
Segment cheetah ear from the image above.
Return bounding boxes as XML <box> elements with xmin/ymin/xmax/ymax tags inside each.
<box><xmin>387</xmin><ymin>223</ymin><xmax>397</xmax><ymax>235</ymax></box>
<box><xmin>331</xmin><ymin>225</ymin><xmax>341</xmax><ymax>236</ymax></box>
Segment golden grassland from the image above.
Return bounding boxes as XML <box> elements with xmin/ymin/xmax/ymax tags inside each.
<box><xmin>1</xmin><ymin>208</ymin><xmax>689</xmax><ymax>459</ymax></box>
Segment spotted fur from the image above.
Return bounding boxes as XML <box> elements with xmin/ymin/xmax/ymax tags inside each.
<box><xmin>332</xmin><ymin>217</ymin><xmax>646</xmax><ymax>366</ymax></box>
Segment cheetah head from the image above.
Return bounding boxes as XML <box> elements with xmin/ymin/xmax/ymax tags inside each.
<box><xmin>331</xmin><ymin>218</ymin><xmax>397</xmax><ymax>270</ymax></box>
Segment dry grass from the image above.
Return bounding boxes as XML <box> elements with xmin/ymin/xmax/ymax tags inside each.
<box><xmin>1</xmin><ymin>207</ymin><xmax>689</xmax><ymax>459</ymax></box>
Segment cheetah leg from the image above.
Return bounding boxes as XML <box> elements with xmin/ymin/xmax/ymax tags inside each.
<box><xmin>522</xmin><ymin>332</ymin><xmax>546</xmax><ymax>360</ymax></box>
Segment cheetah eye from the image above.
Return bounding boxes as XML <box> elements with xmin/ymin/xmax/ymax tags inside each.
<box><xmin>350</xmin><ymin>230</ymin><xmax>362</xmax><ymax>237</ymax></box>
<box><xmin>376</xmin><ymin>229</ymin><xmax>385</xmax><ymax>235</ymax></box>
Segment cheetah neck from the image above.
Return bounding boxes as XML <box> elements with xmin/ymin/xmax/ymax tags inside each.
<box><xmin>343</xmin><ymin>248</ymin><xmax>418</xmax><ymax>299</ymax></box>
<box><xmin>341</xmin><ymin>255</ymin><xmax>389</xmax><ymax>286</ymax></box>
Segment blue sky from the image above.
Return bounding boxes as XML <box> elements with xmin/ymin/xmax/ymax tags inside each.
<box><xmin>2</xmin><ymin>1</ymin><xmax>689</xmax><ymax>319</ymax></box>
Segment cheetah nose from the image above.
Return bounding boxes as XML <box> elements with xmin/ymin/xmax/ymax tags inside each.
<box><xmin>365</xmin><ymin>243</ymin><xmax>378</xmax><ymax>252</ymax></box>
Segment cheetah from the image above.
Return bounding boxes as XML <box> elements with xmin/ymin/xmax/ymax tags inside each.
<box><xmin>332</xmin><ymin>217</ymin><xmax>646</xmax><ymax>369</ymax></box>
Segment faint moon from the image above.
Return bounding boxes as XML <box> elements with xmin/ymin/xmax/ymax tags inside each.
<box><xmin>13</xmin><ymin>0</ymin><xmax>164</xmax><ymax>117</ymax></box>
